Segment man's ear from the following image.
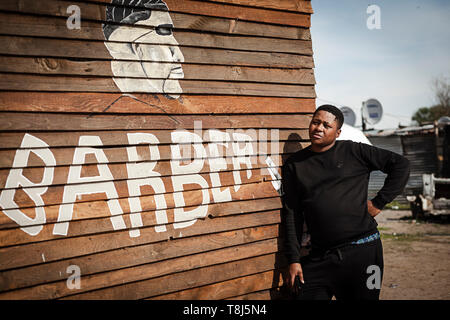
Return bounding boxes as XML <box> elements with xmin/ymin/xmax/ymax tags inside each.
<box><xmin>336</xmin><ymin>128</ymin><xmax>341</xmax><ymax>138</ymax></box>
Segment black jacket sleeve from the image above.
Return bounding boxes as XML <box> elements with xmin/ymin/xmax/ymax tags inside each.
<box><xmin>357</xmin><ymin>142</ymin><xmax>411</xmax><ymax>210</ymax></box>
<box><xmin>281</xmin><ymin>161</ymin><xmax>304</xmax><ymax>264</ymax></box>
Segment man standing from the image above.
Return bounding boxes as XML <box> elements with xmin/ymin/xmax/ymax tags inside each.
<box><xmin>282</xmin><ymin>105</ymin><xmax>410</xmax><ymax>300</ymax></box>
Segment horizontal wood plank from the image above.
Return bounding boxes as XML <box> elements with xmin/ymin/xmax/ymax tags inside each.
<box><xmin>0</xmin><ymin>74</ymin><xmax>316</xmax><ymax>97</ymax></box>
<box><xmin>150</xmin><ymin>269</ymin><xmax>283</xmax><ymax>300</ymax></box>
<box><xmin>0</xmin><ymin>209</ymin><xmax>281</xmax><ymax>271</ymax></box>
<box><xmin>0</xmin><ymin>164</ymin><xmax>283</xmax><ymax>210</ymax></box>
<box><xmin>0</xmin><ymin>36</ymin><xmax>314</xmax><ymax>69</ymax></box>
<box><xmin>0</xmin><ymin>57</ymin><xmax>315</xmax><ymax>84</ymax></box>
<box><xmin>0</xmin><ymin>0</ymin><xmax>310</xmax><ymax>39</ymax></box>
<box><xmin>0</xmin><ymin>129</ymin><xmax>309</xmax><ymax>149</ymax></box>
<box><xmin>0</xmin><ymin>93</ymin><xmax>316</xmax><ymax>114</ymax></box>
<box><xmin>198</xmin><ymin>0</ymin><xmax>313</xmax><ymax>13</ymax></box>
<box><xmin>226</xmin><ymin>288</ymin><xmax>274</xmax><ymax>300</ymax></box>
<box><xmin>0</xmin><ymin>0</ymin><xmax>315</xmax><ymax>301</ymax></box>
<box><xmin>0</xmin><ymin>112</ymin><xmax>312</xmax><ymax>131</ymax></box>
<box><xmin>0</xmin><ymin>138</ymin><xmax>305</xmax><ymax>169</ymax></box>
<box><xmin>75</xmin><ymin>0</ymin><xmax>311</xmax><ymax>27</ymax></box>
<box><xmin>0</xmin><ymin>12</ymin><xmax>312</xmax><ymax>54</ymax></box>
<box><xmin>0</xmin><ymin>167</ymin><xmax>283</xmax><ymax>212</ymax></box>
<box><xmin>0</xmin><ymin>237</ymin><xmax>279</xmax><ymax>299</ymax></box>
<box><xmin>0</xmin><ymin>180</ymin><xmax>280</xmax><ymax>230</ymax></box>
<box><xmin>0</xmin><ymin>196</ymin><xmax>282</xmax><ymax>247</ymax></box>
<box><xmin>0</xmin><ymin>153</ymin><xmax>288</xmax><ymax>189</ymax></box>
<box><xmin>0</xmin><ymin>224</ymin><xmax>278</xmax><ymax>293</ymax></box>
<box><xmin>62</xmin><ymin>252</ymin><xmax>280</xmax><ymax>299</ymax></box>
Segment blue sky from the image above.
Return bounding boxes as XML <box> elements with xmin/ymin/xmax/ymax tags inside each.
<box><xmin>310</xmin><ymin>0</ymin><xmax>450</xmax><ymax>129</ymax></box>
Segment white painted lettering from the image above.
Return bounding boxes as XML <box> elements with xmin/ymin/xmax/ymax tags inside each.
<box><xmin>231</xmin><ymin>132</ymin><xmax>254</xmax><ymax>192</ymax></box>
<box><xmin>170</xmin><ymin>131</ymin><xmax>210</xmax><ymax>229</ymax></box>
<box><xmin>126</xmin><ymin>133</ymin><xmax>168</xmax><ymax>235</ymax></box>
<box><xmin>207</xmin><ymin>130</ymin><xmax>231</xmax><ymax>203</ymax></box>
<box><xmin>0</xmin><ymin>134</ymin><xmax>55</xmax><ymax>235</ymax></box>
<box><xmin>53</xmin><ymin>136</ymin><xmax>125</xmax><ymax>235</ymax></box>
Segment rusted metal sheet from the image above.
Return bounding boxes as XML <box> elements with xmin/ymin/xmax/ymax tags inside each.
<box><xmin>367</xmin><ymin>135</ymin><xmax>407</xmax><ymax>203</ymax></box>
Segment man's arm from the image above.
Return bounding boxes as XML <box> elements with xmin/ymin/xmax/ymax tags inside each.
<box><xmin>281</xmin><ymin>162</ymin><xmax>305</xmax><ymax>285</ymax></box>
<box><xmin>358</xmin><ymin>142</ymin><xmax>411</xmax><ymax>211</ymax></box>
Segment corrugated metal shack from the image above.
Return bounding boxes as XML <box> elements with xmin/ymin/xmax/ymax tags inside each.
<box><xmin>367</xmin><ymin>123</ymin><xmax>448</xmax><ymax>203</ymax></box>
<box><xmin>0</xmin><ymin>0</ymin><xmax>315</xmax><ymax>299</ymax></box>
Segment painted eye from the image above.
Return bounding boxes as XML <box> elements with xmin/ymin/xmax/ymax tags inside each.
<box><xmin>156</xmin><ymin>24</ymin><xmax>173</xmax><ymax>35</ymax></box>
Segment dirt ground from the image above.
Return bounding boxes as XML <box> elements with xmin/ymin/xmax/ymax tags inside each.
<box><xmin>375</xmin><ymin>209</ymin><xmax>450</xmax><ymax>300</ymax></box>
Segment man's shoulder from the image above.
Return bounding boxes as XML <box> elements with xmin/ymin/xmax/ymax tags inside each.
<box><xmin>283</xmin><ymin>141</ymin><xmax>366</xmax><ymax>166</ymax></box>
<box><xmin>336</xmin><ymin>139</ymin><xmax>358</xmax><ymax>148</ymax></box>
<box><xmin>336</xmin><ymin>139</ymin><xmax>367</xmax><ymax>153</ymax></box>
<box><xmin>283</xmin><ymin>147</ymin><xmax>311</xmax><ymax>166</ymax></box>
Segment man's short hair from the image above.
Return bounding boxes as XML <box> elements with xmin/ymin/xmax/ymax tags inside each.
<box><xmin>103</xmin><ymin>0</ymin><xmax>168</xmax><ymax>40</ymax></box>
<box><xmin>313</xmin><ymin>104</ymin><xmax>344</xmax><ymax>129</ymax></box>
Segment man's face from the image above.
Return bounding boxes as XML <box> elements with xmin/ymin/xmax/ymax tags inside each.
<box><xmin>105</xmin><ymin>10</ymin><xmax>185</xmax><ymax>98</ymax></box>
<box><xmin>133</xmin><ymin>10</ymin><xmax>184</xmax><ymax>94</ymax></box>
<box><xmin>309</xmin><ymin>110</ymin><xmax>341</xmax><ymax>149</ymax></box>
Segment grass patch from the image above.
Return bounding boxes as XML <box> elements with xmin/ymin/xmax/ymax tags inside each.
<box><xmin>380</xmin><ymin>233</ymin><xmax>422</xmax><ymax>242</ymax></box>
<box><xmin>384</xmin><ymin>200</ymin><xmax>410</xmax><ymax>210</ymax></box>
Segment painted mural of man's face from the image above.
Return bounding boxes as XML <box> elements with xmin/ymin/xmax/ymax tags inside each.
<box><xmin>103</xmin><ymin>0</ymin><xmax>185</xmax><ymax>99</ymax></box>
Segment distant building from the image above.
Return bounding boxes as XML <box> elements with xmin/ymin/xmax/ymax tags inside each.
<box><xmin>366</xmin><ymin>123</ymin><xmax>449</xmax><ymax>203</ymax></box>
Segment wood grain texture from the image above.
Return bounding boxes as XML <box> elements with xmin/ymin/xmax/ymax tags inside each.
<box><xmin>0</xmin><ymin>153</ymin><xmax>288</xmax><ymax>189</ymax></box>
<box><xmin>0</xmin><ymin>180</ymin><xmax>280</xmax><ymax>230</ymax></box>
<box><xmin>149</xmin><ymin>269</ymin><xmax>284</xmax><ymax>300</ymax></box>
<box><xmin>79</xmin><ymin>0</ymin><xmax>311</xmax><ymax>27</ymax></box>
<box><xmin>198</xmin><ymin>0</ymin><xmax>313</xmax><ymax>13</ymax></box>
<box><xmin>0</xmin><ymin>0</ymin><xmax>315</xmax><ymax>300</ymax></box>
<box><xmin>0</xmin><ymin>224</ymin><xmax>278</xmax><ymax>292</ymax></box>
<box><xmin>62</xmin><ymin>253</ymin><xmax>281</xmax><ymax>299</ymax></box>
<box><xmin>0</xmin><ymin>196</ymin><xmax>283</xmax><ymax>247</ymax></box>
<box><xmin>0</xmin><ymin>74</ymin><xmax>316</xmax><ymax>97</ymax></box>
<box><xmin>0</xmin><ymin>12</ymin><xmax>312</xmax><ymax>53</ymax></box>
<box><xmin>0</xmin><ymin>92</ymin><xmax>316</xmax><ymax>114</ymax></box>
<box><xmin>0</xmin><ymin>36</ymin><xmax>314</xmax><ymax>69</ymax></box>
<box><xmin>0</xmin><ymin>57</ymin><xmax>315</xmax><ymax>84</ymax></box>
<box><xmin>0</xmin><ymin>238</ymin><xmax>280</xmax><ymax>299</ymax></box>
<box><xmin>0</xmin><ymin>0</ymin><xmax>311</xmax><ymax>39</ymax></box>
<box><xmin>0</xmin><ymin>140</ymin><xmax>304</xmax><ymax>169</ymax></box>
<box><xmin>0</xmin><ymin>209</ymin><xmax>281</xmax><ymax>271</ymax></box>
<box><xmin>0</xmin><ymin>169</ymin><xmax>282</xmax><ymax>212</ymax></box>
<box><xmin>0</xmin><ymin>129</ymin><xmax>309</xmax><ymax>148</ymax></box>
<box><xmin>0</xmin><ymin>112</ymin><xmax>312</xmax><ymax>131</ymax></box>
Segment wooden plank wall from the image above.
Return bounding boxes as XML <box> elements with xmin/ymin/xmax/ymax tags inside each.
<box><xmin>0</xmin><ymin>0</ymin><xmax>315</xmax><ymax>299</ymax></box>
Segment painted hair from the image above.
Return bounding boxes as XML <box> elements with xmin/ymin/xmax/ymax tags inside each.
<box><xmin>313</xmin><ymin>104</ymin><xmax>344</xmax><ymax>129</ymax></box>
<box><xmin>103</xmin><ymin>0</ymin><xmax>168</xmax><ymax>40</ymax></box>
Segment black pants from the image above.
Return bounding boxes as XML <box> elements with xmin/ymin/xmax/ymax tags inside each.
<box><xmin>296</xmin><ymin>238</ymin><xmax>384</xmax><ymax>300</ymax></box>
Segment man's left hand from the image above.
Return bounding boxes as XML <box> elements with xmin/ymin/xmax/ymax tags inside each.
<box><xmin>367</xmin><ymin>200</ymin><xmax>381</xmax><ymax>217</ymax></box>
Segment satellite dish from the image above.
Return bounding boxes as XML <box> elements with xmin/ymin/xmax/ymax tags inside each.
<box><xmin>340</xmin><ymin>106</ymin><xmax>356</xmax><ymax>126</ymax></box>
<box><xmin>362</xmin><ymin>98</ymin><xmax>383</xmax><ymax>125</ymax></box>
